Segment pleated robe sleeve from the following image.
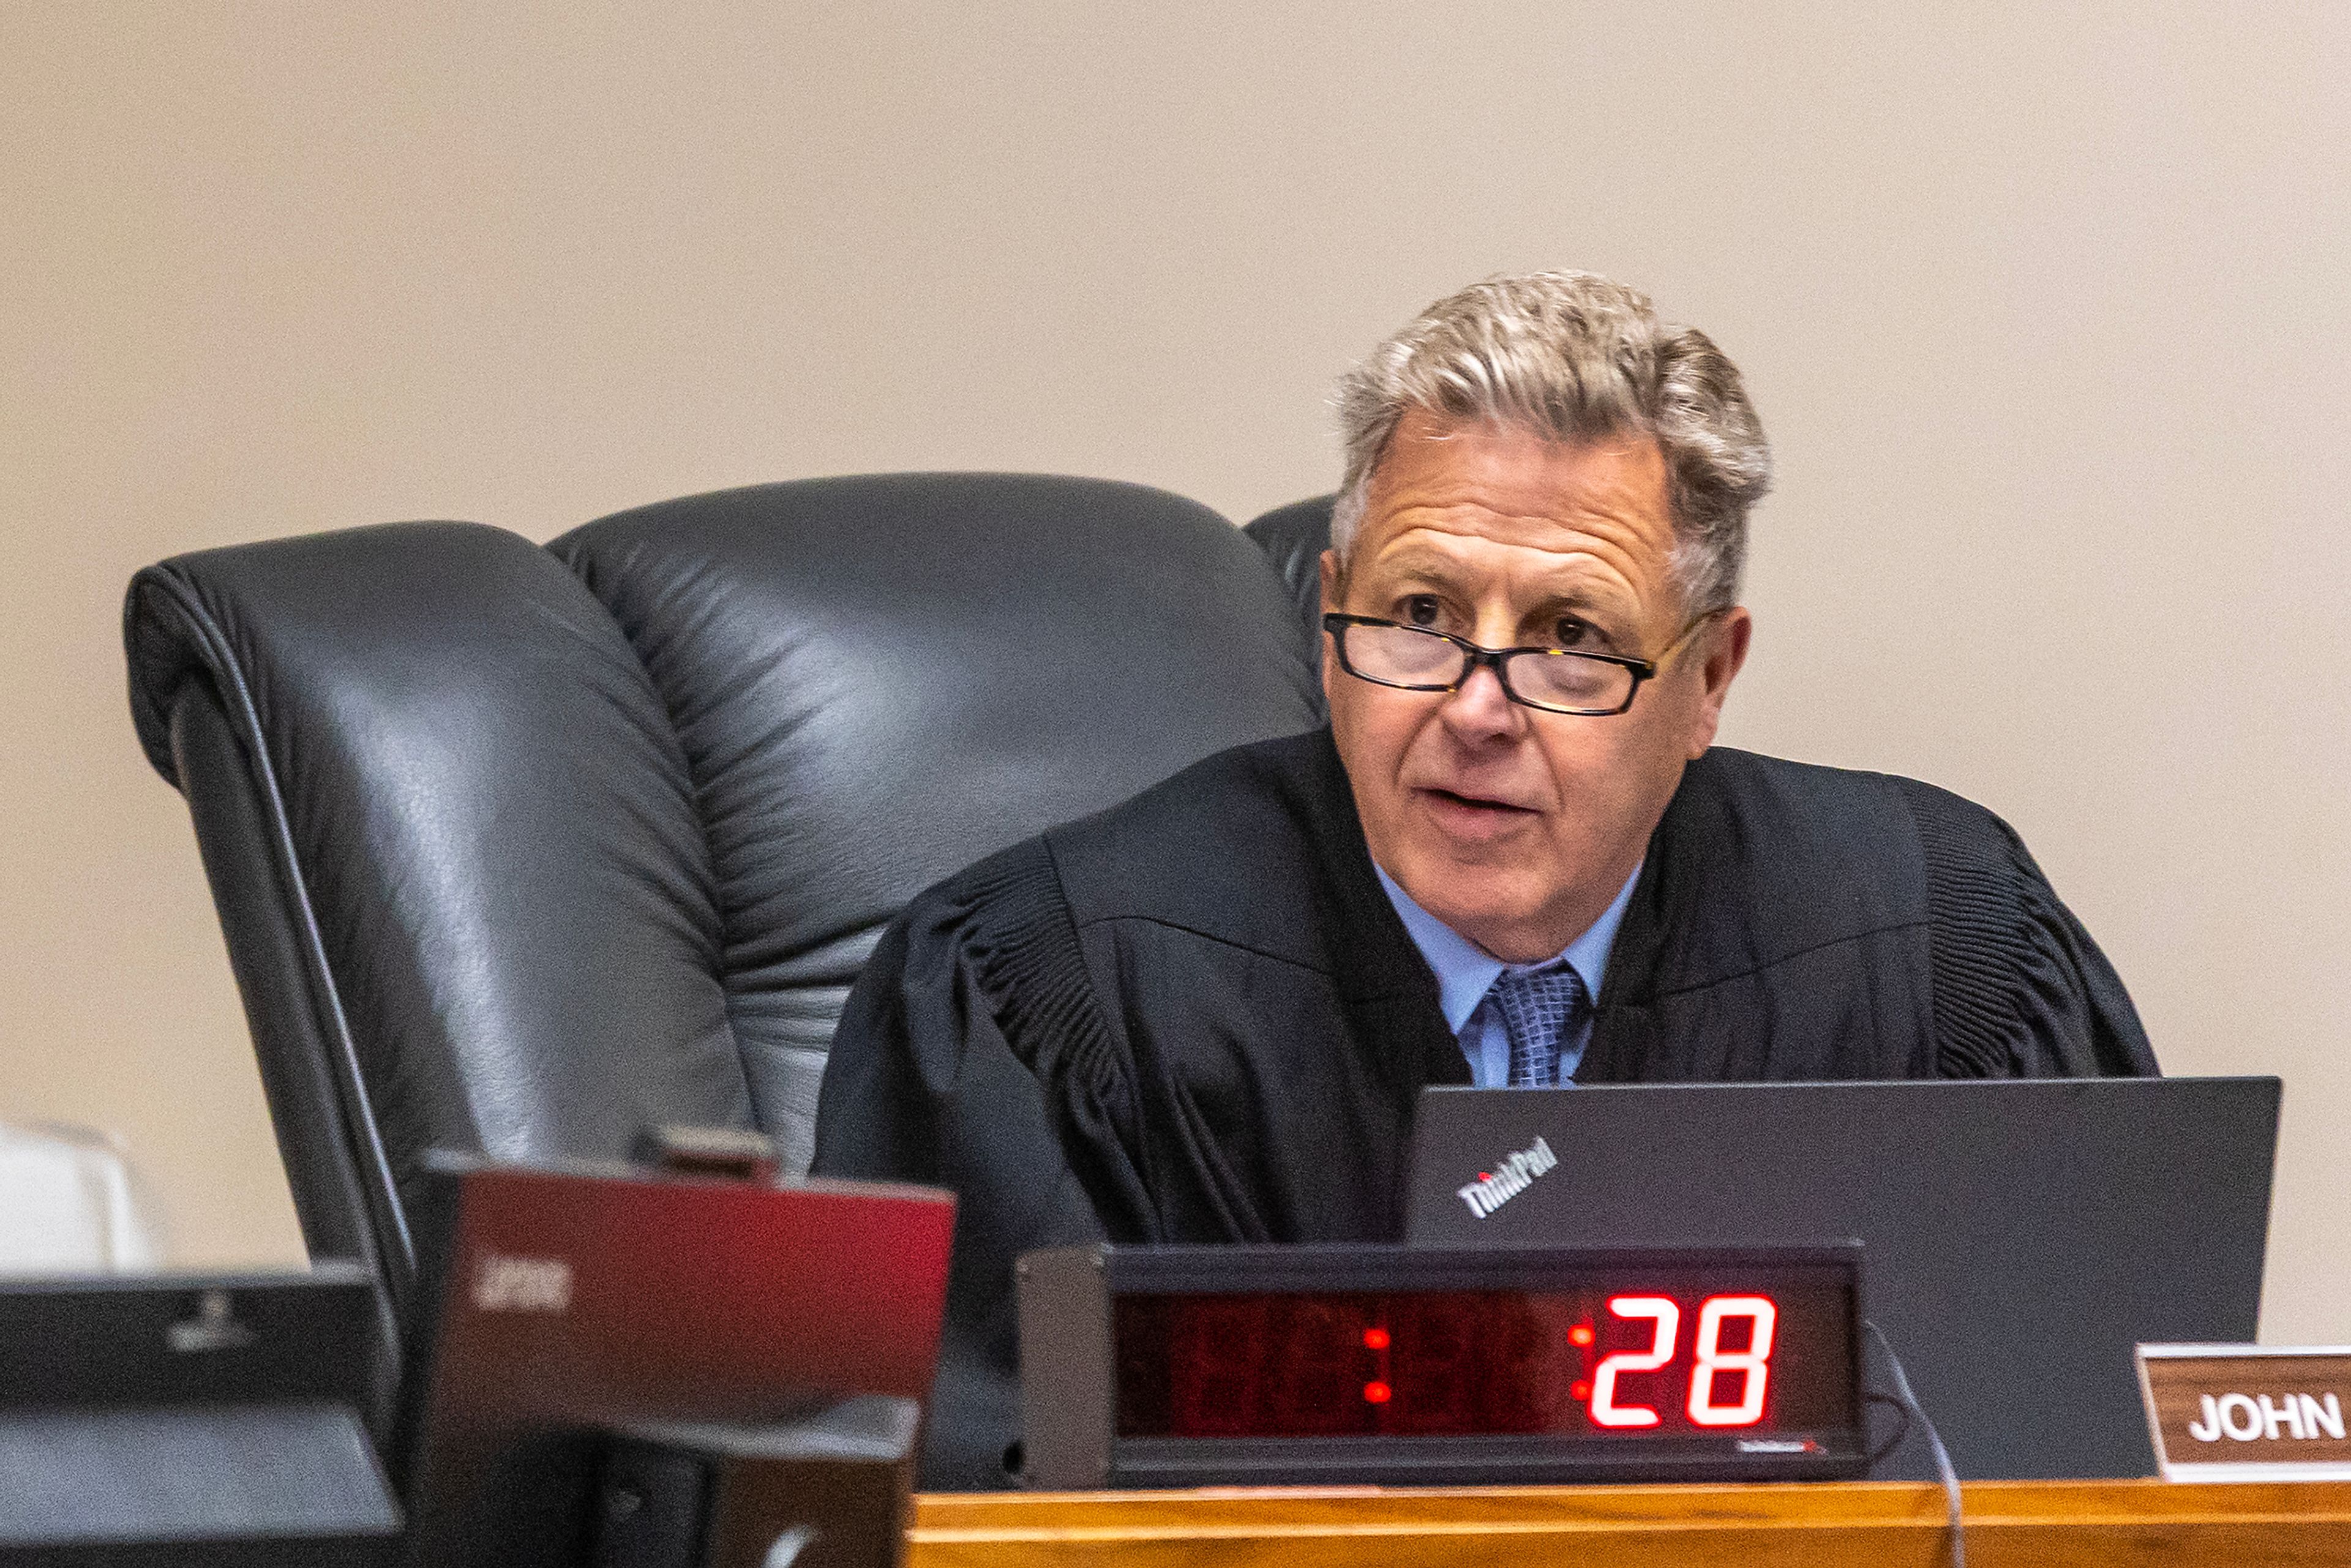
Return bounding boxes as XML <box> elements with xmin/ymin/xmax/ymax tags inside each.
<box><xmin>811</xmin><ymin>838</ymin><xmax>1153</xmax><ymax>1490</ymax></box>
<box><xmin>1900</xmin><ymin>778</ymin><xmax>2159</xmax><ymax>1078</ymax></box>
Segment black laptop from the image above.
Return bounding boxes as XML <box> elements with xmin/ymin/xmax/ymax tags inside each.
<box><xmin>1403</xmin><ymin>1077</ymin><xmax>2280</xmax><ymax>1480</ymax></box>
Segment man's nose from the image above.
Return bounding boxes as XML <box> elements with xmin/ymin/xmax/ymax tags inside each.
<box><xmin>1439</xmin><ymin>660</ymin><xmax>1524</xmax><ymax>742</ymax></box>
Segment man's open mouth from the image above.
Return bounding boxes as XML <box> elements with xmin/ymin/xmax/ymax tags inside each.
<box><xmin>1420</xmin><ymin>787</ymin><xmax>1537</xmax><ymax>816</ymax></box>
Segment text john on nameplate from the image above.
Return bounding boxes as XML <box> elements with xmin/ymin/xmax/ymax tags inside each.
<box><xmin>2137</xmin><ymin>1345</ymin><xmax>2351</xmax><ymax>1482</ymax></box>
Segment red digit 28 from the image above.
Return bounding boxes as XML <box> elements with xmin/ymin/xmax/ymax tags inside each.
<box><xmin>1586</xmin><ymin>1294</ymin><xmax>1777</xmax><ymax>1429</ymax></box>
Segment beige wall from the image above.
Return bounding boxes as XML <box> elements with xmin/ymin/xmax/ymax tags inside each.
<box><xmin>4</xmin><ymin>4</ymin><xmax>2345</xmax><ymax>1339</ymax></box>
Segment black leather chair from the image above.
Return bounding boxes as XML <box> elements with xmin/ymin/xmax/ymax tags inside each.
<box><xmin>1241</xmin><ymin>493</ymin><xmax>1334</xmax><ymax>684</ymax></box>
<box><xmin>125</xmin><ymin>475</ymin><xmax>1321</xmax><ymax>1331</ymax></box>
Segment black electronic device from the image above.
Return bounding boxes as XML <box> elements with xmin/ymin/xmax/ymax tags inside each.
<box><xmin>395</xmin><ymin>1153</ymin><xmax>954</xmax><ymax>1568</ymax></box>
<box><xmin>1015</xmin><ymin>1243</ymin><xmax>1867</xmax><ymax>1490</ymax></box>
<box><xmin>590</xmin><ymin>1398</ymin><xmax>923</xmax><ymax>1568</ymax></box>
<box><xmin>1404</xmin><ymin>1078</ymin><xmax>2281</xmax><ymax>1480</ymax></box>
<box><xmin>0</xmin><ymin>1263</ymin><xmax>402</xmax><ymax>1564</ymax></box>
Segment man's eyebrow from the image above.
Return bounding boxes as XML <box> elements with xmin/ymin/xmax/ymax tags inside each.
<box><xmin>1363</xmin><ymin>552</ymin><xmax>1641</xmax><ymax>649</ymax></box>
<box><xmin>1360</xmin><ymin>547</ymin><xmax>1472</xmax><ymax>591</ymax></box>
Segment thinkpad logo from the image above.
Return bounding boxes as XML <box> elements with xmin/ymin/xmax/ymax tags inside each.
<box><xmin>1456</xmin><ymin>1135</ymin><xmax>1558</xmax><ymax>1218</ymax></box>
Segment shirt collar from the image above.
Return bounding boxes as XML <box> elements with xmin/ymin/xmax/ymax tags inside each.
<box><xmin>1375</xmin><ymin>860</ymin><xmax>1643</xmax><ymax>1034</ymax></box>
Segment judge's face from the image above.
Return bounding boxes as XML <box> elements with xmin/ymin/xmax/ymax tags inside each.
<box><xmin>1321</xmin><ymin>411</ymin><xmax>1751</xmax><ymax>964</ymax></box>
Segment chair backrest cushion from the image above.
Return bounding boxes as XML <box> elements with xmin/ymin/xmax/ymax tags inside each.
<box><xmin>1243</xmin><ymin>493</ymin><xmax>1333</xmax><ymax>694</ymax></box>
<box><xmin>553</xmin><ymin>475</ymin><xmax>1322</xmax><ymax>1173</ymax></box>
<box><xmin>127</xmin><ymin>522</ymin><xmax>753</xmax><ymax>1280</ymax></box>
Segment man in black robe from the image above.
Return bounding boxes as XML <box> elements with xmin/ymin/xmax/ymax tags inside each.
<box><xmin>812</xmin><ymin>271</ymin><xmax>2155</xmax><ymax>1488</ymax></box>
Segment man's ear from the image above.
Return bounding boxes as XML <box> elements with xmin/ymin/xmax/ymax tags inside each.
<box><xmin>1318</xmin><ymin>549</ymin><xmax>1345</xmax><ymax>708</ymax></box>
<box><xmin>1684</xmin><ymin>607</ymin><xmax>1752</xmax><ymax>760</ymax></box>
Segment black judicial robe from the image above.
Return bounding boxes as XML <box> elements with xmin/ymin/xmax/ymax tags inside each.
<box><xmin>810</xmin><ymin>727</ymin><xmax>2156</xmax><ymax>1487</ymax></box>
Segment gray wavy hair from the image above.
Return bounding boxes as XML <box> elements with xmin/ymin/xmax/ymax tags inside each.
<box><xmin>1331</xmin><ymin>271</ymin><xmax>1772</xmax><ymax>616</ymax></box>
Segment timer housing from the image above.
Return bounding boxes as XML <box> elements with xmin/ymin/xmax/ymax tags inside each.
<box><xmin>1015</xmin><ymin>1243</ymin><xmax>1867</xmax><ymax>1490</ymax></box>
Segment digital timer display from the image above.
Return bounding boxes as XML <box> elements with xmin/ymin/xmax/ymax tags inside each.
<box><xmin>1114</xmin><ymin>1279</ymin><xmax>1851</xmax><ymax>1441</ymax></box>
<box><xmin>1016</xmin><ymin>1244</ymin><xmax>1868</xmax><ymax>1488</ymax></box>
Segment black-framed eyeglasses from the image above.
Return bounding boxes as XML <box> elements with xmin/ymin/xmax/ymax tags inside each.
<box><xmin>1321</xmin><ymin>612</ymin><xmax>1715</xmax><ymax>716</ymax></box>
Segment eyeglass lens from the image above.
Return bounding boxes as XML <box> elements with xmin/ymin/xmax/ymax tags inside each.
<box><xmin>1342</xmin><ymin>623</ymin><xmax>1634</xmax><ymax>712</ymax></box>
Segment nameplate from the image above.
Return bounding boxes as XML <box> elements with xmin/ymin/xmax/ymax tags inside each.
<box><xmin>2136</xmin><ymin>1345</ymin><xmax>2351</xmax><ymax>1481</ymax></box>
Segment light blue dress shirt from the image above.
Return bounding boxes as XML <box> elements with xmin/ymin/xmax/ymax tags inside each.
<box><xmin>1375</xmin><ymin>861</ymin><xmax>1642</xmax><ymax>1087</ymax></box>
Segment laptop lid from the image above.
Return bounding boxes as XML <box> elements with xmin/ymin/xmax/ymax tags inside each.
<box><xmin>1403</xmin><ymin>1077</ymin><xmax>2280</xmax><ymax>1480</ymax></box>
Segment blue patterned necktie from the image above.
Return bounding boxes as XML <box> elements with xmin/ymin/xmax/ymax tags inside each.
<box><xmin>1490</xmin><ymin>964</ymin><xmax>1591</xmax><ymax>1087</ymax></box>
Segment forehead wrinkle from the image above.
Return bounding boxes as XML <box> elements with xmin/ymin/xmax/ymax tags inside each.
<box><xmin>1362</xmin><ymin>467</ymin><xmax>1669</xmax><ymax>564</ymax></box>
<box><xmin>1351</xmin><ymin>421</ymin><xmax>1682</xmax><ymax>631</ymax></box>
<box><xmin>1369</xmin><ymin>436</ymin><xmax>1665</xmax><ymax>527</ymax></box>
<box><xmin>1365</xmin><ymin>522</ymin><xmax>1650</xmax><ymax>614</ymax></box>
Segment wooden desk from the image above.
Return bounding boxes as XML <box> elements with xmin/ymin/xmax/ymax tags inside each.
<box><xmin>910</xmin><ymin>1479</ymin><xmax>2351</xmax><ymax>1566</ymax></box>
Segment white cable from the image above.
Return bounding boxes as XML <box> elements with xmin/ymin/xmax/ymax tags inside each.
<box><xmin>1865</xmin><ymin>1319</ymin><xmax>1965</xmax><ymax>1568</ymax></box>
